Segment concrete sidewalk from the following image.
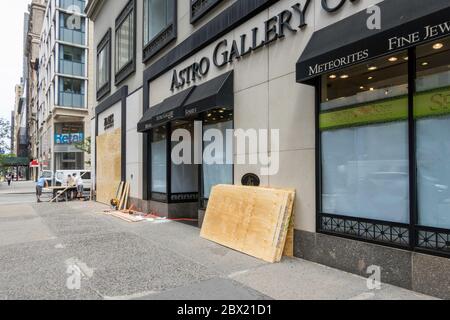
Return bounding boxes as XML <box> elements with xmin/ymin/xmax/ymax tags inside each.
<box><xmin>0</xmin><ymin>181</ymin><xmax>36</xmax><ymax>195</ymax></box>
<box><xmin>0</xmin><ymin>201</ymin><xmax>439</xmax><ymax>300</ymax></box>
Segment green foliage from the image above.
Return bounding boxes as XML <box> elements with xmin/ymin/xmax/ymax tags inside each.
<box><xmin>0</xmin><ymin>154</ymin><xmax>16</xmax><ymax>173</ymax></box>
<box><xmin>0</xmin><ymin>118</ymin><xmax>11</xmax><ymax>154</ymax></box>
<box><xmin>74</xmin><ymin>136</ymin><xmax>91</xmax><ymax>155</ymax></box>
<box><xmin>74</xmin><ymin>137</ymin><xmax>92</xmax><ymax>166</ymax></box>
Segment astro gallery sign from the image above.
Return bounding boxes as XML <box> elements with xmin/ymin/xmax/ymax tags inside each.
<box><xmin>171</xmin><ymin>0</ymin><xmax>360</xmax><ymax>91</ymax></box>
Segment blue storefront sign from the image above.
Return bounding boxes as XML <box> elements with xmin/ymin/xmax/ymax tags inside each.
<box><xmin>55</xmin><ymin>133</ymin><xmax>84</xmax><ymax>145</ymax></box>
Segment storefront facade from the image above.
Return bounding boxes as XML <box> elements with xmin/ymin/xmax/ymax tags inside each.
<box><xmin>88</xmin><ymin>0</ymin><xmax>450</xmax><ymax>299</ymax></box>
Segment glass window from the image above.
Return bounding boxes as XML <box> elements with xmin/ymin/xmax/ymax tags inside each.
<box><xmin>151</xmin><ymin>126</ymin><xmax>167</xmax><ymax>194</ymax></box>
<box><xmin>143</xmin><ymin>0</ymin><xmax>174</xmax><ymax>45</ymax></box>
<box><xmin>59</xmin><ymin>12</ymin><xmax>86</xmax><ymax>45</ymax></box>
<box><xmin>115</xmin><ymin>11</ymin><xmax>134</xmax><ymax>72</ymax></box>
<box><xmin>171</xmin><ymin>121</ymin><xmax>198</xmax><ymax>194</ymax></box>
<box><xmin>58</xmin><ymin>77</ymin><xmax>85</xmax><ymax>108</ymax></box>
<box><xmin>321</xmin><ymin>52</ymin><xmax>410</xmax><ymax>223</ymax></box>
<box><xmin>55</xmin><ymin>152</ymin><xmax>84</xmax><ymax>170</ymax></box>
<box><xmin>202</xmin><ymin>110</ymin><xmax>234</xmax><ymax>200</ymax></box>
<box><xmin>415</xmin><ymin>37</ymin><xmax>450</xmax><ymax>230</ymax></box>
<box><xmin>97</xmin><ymin>42</ymin><xmax>109</xmax><ymax>90</ymax></box>
<box><xmin>59</xmin><ymin>0</ymin><xmax>86</xmax><ymax>12</ymax></box>
<box><xmin>59</xmin><ymin>44</ymin><xmax>85</xmax><ymax>76</ymax></box>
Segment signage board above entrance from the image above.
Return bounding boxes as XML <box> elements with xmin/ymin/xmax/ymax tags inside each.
<box><xmin>55</xmin><ymin>133</ymin><xmax>84</xmax><ymax>145</ymax></box>
<box><xmin>171</xmin><ymin>0</ymin><xmax>363</xmax><ymax>91</ymax></box>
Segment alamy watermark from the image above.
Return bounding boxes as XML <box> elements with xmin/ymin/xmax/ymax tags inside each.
<box><xmin>367</xmin><ymin>5</ymin><xmax>381</xmax><ymax>30</ymax></box>
<box><xmin>367</xmin><ymin>265</ymin><xmax>382</xmax><ymax>290</ymax></box>
<box><xmin>66</xmin><ymin>258</ymin><xmax>95</xmax><ymax>291</ymax></box>
<box><xmin>171</xmin><ymin>122</ymin><xmax>280</xmax><ymax>176</ymax></box>
<box><xmin>65</xmin><ymin>5</ymin><xmax>82</xmax><ymax>30</ymax></box>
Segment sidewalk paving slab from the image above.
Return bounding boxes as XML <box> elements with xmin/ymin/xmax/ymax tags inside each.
<box><xmin>0</xmin><ymin>200</ymin><xmax>440</xmax><ymax>300</ymax></box>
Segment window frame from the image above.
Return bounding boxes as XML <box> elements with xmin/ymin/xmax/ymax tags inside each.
<box><xmin>315</xmin><ymin>42</ymin><xmax>450</xmax><ymax>258</ymax></box>
<box><xmin>59</xmin><ymin>44</ymin><xmax>85</xmax><ymax>77</ymax></box>
<box><xmin>190</xmin><ymin>0</ymin><xmax>224</xmax><ymax>24</ymax></box>
<box><xmin>58</xmin><ymin>76</ymin><xmax>85</xmax><ymax>108</ymax></box>
<box><xmin>114</xmin><ymin>0</ymin><xmax>137</xmax><ymax>85</ymax></box>
<box><xmin>199</xmin><ymin>112</ymin><xmax>235</xmax><ymax>210</ymax></box>
<box><xmin>148</xmin><ymin>122</ymin><xmax>199</xmax><ymax>204</ymax></box>
<box><xmin>142</xmin><ymin>0</ymin><xmax>177</xmax><ymax>63</ymax></box>
<box><xmin>96</xmin><ymin>28</ymin><xmax>112</xmax><ymax>101</ymax></box>
<box><xmin>59</xmin><ymin>11</ymin><xmax>86</xmax><ymax>46</ymax></box>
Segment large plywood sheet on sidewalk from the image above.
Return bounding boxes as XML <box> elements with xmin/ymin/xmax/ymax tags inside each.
<box><xmin>96</xmin><ymin>129</ymin><xmax>122</xmax><ymax>205</ymax></box>
<box><xmin>201</xmin><ymin>185</ymin><xmax>296</xmax><ymax>263</ymax></box>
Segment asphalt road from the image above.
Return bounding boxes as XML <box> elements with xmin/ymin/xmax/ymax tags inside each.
<box><xmin>0</xmin><ymin>182</ymin><xmax>437</xmax><ymax>300</ymax></box>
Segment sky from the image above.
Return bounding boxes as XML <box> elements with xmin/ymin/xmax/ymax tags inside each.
<box><xmin>0</xmin><ymin>0</ymin><xmax>31</xmax><ymax>122</ymax></box>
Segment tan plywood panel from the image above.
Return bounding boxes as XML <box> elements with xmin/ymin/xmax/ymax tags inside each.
<box><xmin>200</xmin><ymin>185</ymin><xmax>296</xmax><ymax>263</ymax></box>
<box><xmin>96</xmin><ymin>129</ymin><xmax>122</xmax><ymax>205</ymax></box>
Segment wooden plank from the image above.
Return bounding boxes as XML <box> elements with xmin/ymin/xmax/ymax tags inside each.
<box><xmin>118</xmin><ymin>182</ymin><xmax>128</xmax><ymax>210</ymax></box>
<box><xmin>96</xmin><ymin>129</ymin><xmax>122</xmax><ymax>204</ymax></box>
<box><xmin>283</xmin><ymin>215</ymin><xmax>295</xmax><ymax>258</ymax></box>
<box><xmin>103</xmin><ymin>211</ymin><xmax>143</xmax><ymax>223</ymax></box>
<box><xmin>200</xmin><ymin>185</ymin><xmax>296</xmax><ymax>263</ymax></box>
<box><xmin>116</xmin><ymin>182</ymin><xmax>124</xmax><ymax>200</ymax></box>
<box><xmin>274</xmin><ymin>191</ymin><xmax>295</xmax><ymax>262</ymax></box>
<box><xmin>121</xmin><ymin>183</ymin><xmax>130</xmax><ymax>211</ymax></box>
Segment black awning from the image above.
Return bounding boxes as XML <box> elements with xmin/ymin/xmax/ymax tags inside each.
<box><xmin>138</xmin><ymin>71</ymin><xmax>234</xmax><ymax>132</ymax></box>
<box><xmin>297</xmin><ymin>0</ymin><xmax>450</xmax><ymax>84</ymax></box>
<box><xmin>183</xmin><ymin>71</ymin><xmax>234</xmax><ymax>117</ymax></box>
<box><xmin>137</xmin><ymin>87</ymin><xmax>195</xmax><ymax>132</ymax></box>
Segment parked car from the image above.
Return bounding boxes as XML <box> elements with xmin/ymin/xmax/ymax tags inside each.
<box><xmin>42</xmin><ymin>170</ymin><xmax>54</xmax><ymax>186</ymax></box>
<box><xmin>55</xmin><ymin>170</ymin><xmax>92</xmax><ymax>190</ymax></box>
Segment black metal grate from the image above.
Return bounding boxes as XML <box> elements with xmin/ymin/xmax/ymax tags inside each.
<box><xmin>320</xmin><ymin>215</ymin><xmax>410</xmax><ymax>247</ymax></box>
<box><xmin>417</xmin><ymin>230</ymin><xmax>450</xmax><ymax>252</ymax></box>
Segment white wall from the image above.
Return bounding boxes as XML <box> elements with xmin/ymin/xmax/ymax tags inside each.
<box><xmin>97</xmin><ymin>101</ymin><xmax>122</xmax><ymax>136</ymax></box>
<box><xmin>126</xmin><ymin>89</ymin><xmax>144</xmax><ymax>199</ymax></box>
<box><xmin>91</xmin><ymin>117</ymin><xmax>96</xmax><ymax>190</ymax></box>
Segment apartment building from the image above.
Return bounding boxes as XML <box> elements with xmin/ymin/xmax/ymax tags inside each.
<box><xmin>25</xmin><ymin>0</ymin><xmax>47</xmax><ymax>180</ymax></box>
<box><xmin>37</xmin><ymin>0</ymin><xmax>94</xmax><ymax>173</ymax></box>
<box><xmin>10</xmin><ymin>81</ymin><xmax>28</xmax><ymax>180</ymax></box>
<box><xmin>12</xmin><ymin>82</ymin><xmax>27</xmax><ymax>157</ymax></box>
<box><xmin>87</xmin><ymin>0</ymin><xmax>450</xmax><ymax>299</ymax></box>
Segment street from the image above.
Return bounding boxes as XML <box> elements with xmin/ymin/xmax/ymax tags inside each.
<box><xmin>0</xmin><ymin>182</ymin><xmax>437</xmax><ymax>300</ymax></box>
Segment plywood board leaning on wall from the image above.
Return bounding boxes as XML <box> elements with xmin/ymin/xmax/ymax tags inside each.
<box><xmin>200</xmin><ymin>185</ymin><xmax>296</xmax><ymax>263</ymax></box>
<box><xmin>96</xmin><ymin>128</ymin><xmax>122</xmax><ymax>205</ymax></box>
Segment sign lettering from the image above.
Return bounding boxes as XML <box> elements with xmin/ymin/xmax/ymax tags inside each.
<box><xmin>55</xmin><ymin>133</ymin><xmax>84</xmax><ymax>145</ymax></box>
<box><xmin>170</xmin><ymin>0</ymin><xmax>360</xmax><ymax>90</ymax></box>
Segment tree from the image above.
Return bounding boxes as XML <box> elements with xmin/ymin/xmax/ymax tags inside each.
<box><xmin>0</xmin><ymin>117</ymin><xmax>11</xmax><ymax>155</ymax></box>
<box><xmin>74</xmin><ymin>137</ymin><xmax>92</xmax><ymax>166</ymax></box>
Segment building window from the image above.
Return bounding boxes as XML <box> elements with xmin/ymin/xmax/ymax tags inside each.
<box><xmin>190</xmin><ymin>0</ymin><xmax>223</xmax><ymax>24</ymax></box>
<box><xmin>171</xmin><ymin>121</ymin><xmax>198</xmax><ymax>196</ymax></box>
<box><xmin>115</xmin><ymin>0</ymin><xmax>136</xmax><ymax>84</ymax></box>
<box><xmin>55</xmin><ymin>152</ymin><xmax>84</xmax><ymax>170</ymax></box>
<box><xmin>59</xmin><ymin>0</ymin><xmax>86</xmax><ymax>12</ymax></box>
<box><xmin>320</xmin><ymin>52</ymin><xmax>410</xmax><ymax>224</ymax></box>
<box><xmin>59</xmin><ymin>44</ymin><xmax>85</xmax><ymax>77</ymax></box>
<box><xmin>58</xmin><ymin>77</ymin><xmax>85</xmax><ymax>108</ymax></box>
<box><xmin>151</xmin><ymin>126</ymin><xmax>168</xmax><ymax>197</ymax></box>
<box><xmin>318</xmin><ymin>40</ymin><xmax>450</xmax><ymax>254</ymax></box>
<box><xmin>415</xmin><ymin>37</ymin><xmax>450</xmax><ymax>230</ymax></box>
<box><xmin>201</xmin><ymin>109</ymin><xmax>233</xmax><ymax>207</ymax></box>
<box><xmin>97</xmin><ymin>29</ymin><xmax>111</xmax><ymax>100</ymax></box>
<box><xmin>59</xmin><ymin>12</ymin><xmax>86</xmax><ymax>45</ymax></box>
<box><xmin>143</xmin><ymin>0</ymin><xmax>176</xmax><ymax>62</ymax></box>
